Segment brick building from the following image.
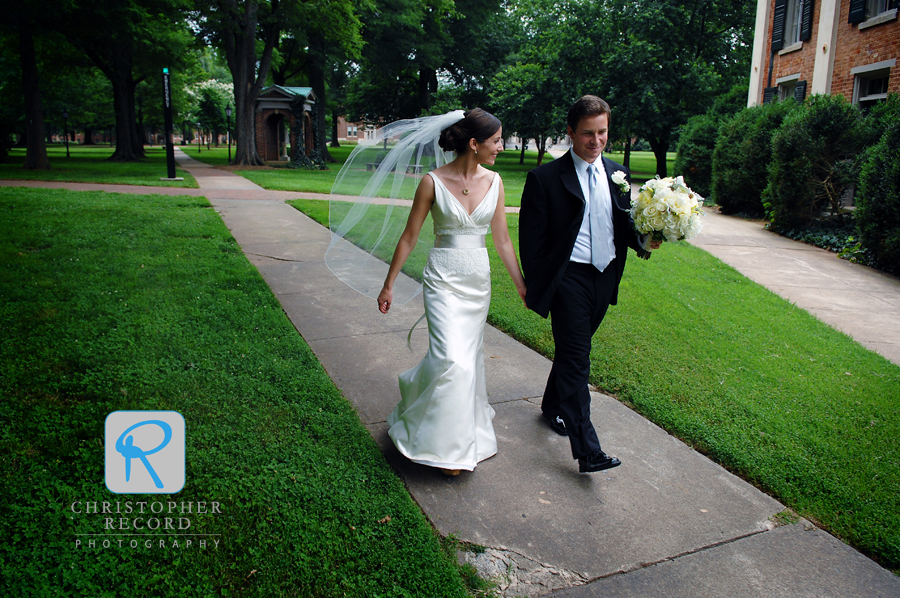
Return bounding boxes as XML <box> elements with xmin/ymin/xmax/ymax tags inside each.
<box><xmin>255</xmin><ymin>86</ymin><xmax>316</xmax><ymax>161</ymax></box>
<box><xmin>748</xmin><ymin>0</ymin><xmax>899</xmax><ymax>107</ymax></box>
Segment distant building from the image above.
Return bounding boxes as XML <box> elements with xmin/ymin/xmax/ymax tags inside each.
<box><xmin>335</xmin><ymin>117</ymin><xmax>373</xmax><ymax>142</ymax></box>
<box><xmin>748</xmin><ymin>0</ymin><xmax>899</xmax><ymax>108</ymax></box>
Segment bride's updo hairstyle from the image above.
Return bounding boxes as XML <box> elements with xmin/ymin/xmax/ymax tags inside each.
<box><xmin>438</xmin><ymin>108</ymin><xmax>501</xmax><ymax>154</ymax></box>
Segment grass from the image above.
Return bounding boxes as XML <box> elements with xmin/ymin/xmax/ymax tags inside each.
<box><xmin>176</xmin><ymin>144</ymin><xmax>233</xmax><ymax>166</ymax></box>
<box><xmin>234</xmin><ymin>147</ymin><xmax>673</xmax><ymax>206</ymax></box>
<box><xmin>603</xmin><ymin>150</ymin><xmax>676</xmax><ymax>184</ymax></box>
<box><xmin>291</xmin><ymin>203</ymin><xmax>900</xmax><ymax>571</ymax></box>
<box><xmin>0</xmin><ymin>187</ymin><xmax>471</xmax><ymax>596</ymax></box>
<box><xmin>1</xmin><ymin>145</ymin><xmax>198</xmax><ymax>187</ymax></box>
<box><xmin>233</xmin><ymin>145</ymin><xmax>356</xmax><ymax>195</ymax></box>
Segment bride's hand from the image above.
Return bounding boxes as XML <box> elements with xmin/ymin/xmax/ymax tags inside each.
<box><xmin>377</xmin><ymin>287</ymin><xmax>393</xmax><ymax>314</ymax></box>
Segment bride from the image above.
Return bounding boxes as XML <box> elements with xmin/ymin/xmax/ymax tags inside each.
<box><xmin>376</xmin><ymin>109</ymin><xmax>527</xmax><ymax>475</ymax></box>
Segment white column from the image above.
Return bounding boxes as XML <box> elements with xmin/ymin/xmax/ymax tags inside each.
<box><xmin>748</xmin><ymin>0</ymin><xmax>773</xmax><ymax>106</ymax></box>
<box><xmin>811</xmin><ymin>0</ymin><xmax>841</xmax><ymax>95</ymax></box>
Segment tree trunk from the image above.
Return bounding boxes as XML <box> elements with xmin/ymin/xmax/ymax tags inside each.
<box><xmin>221</xmin><ymin>0</ymin><xmax>280</xmax><ymax>167</ymax></box>
<box><xmin>536</xmin><ymin>135</ymin><xmax>547</xmax><ymax>167</ymax></box>
<box><xmin>307</xmin><ymin>52</ymin><xmax>334</xmax><ymax>162</ymax></box>
<box><xmin>82</xmin><ymin>127</ymin><xmax>96</xmax><ymax>145</ymax></box>
<box><xmin>128</xmin><ymin>78</ymin><xmax>143</xmax><ymax>158</ymax></box>
<box><xmin>623</xmin><ymin>137</ymin><xmax>631</xmax><ymax>171</ymax></box>
<box><xmin>232</xmin><ymin>90</ymin><xmax>262</xmax><ymax>165</ymax></box>
<box><xmin>19</xmin><ymin>22</ymin><xmax>50</xmax><ymax>170</ymax></box>
<box><xmin>107</xmin><ymin>51</ymin><xmax>143</xmax><ymax>162</ymax></box>
<box><xmin>330</xmin><ymin>107</ymin><xmax>340</xmax><ymax>148</ymax></box>
<box><xmin>648</xmin><ymin>136</ymin><xmax>669</xmax><ymax>178</ymax></box>
<box><xmin>519</xmin><ymin>140</ymin><xmax>526</xmax><ymax>165</ymax></box>
<box><xmin>418</xmin><ymin>67</ymin><xmax>438</xmax><ymax>115</ymax></box>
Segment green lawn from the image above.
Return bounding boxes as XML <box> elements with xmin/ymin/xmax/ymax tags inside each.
<box><xmin>603</xmin><ymin>151</ymin><xmax>676</xmax><ymax>183</ymax></box>
<box><xmin>175</xmin><ymin>144</ymin><xmax>233</xmax><ymax>166</ymax></box>
<box><xmin>1</xmin><ymin>145</ymin><xmax>198</xmax><ymax>187</ymax></box>
<box><xmin>237</xmin><ymin>145</ymin><xmax>356</xmax><ymax>195</ymax></box>
<box><xmin>291</xmin><ymin>200</ymin><xmax>900</xmax><ymax>572</ymax></box>
<box><xmin>0</xmin><ymin>187</ymin><xmax>472</xmax><ymax>596</ymax></box>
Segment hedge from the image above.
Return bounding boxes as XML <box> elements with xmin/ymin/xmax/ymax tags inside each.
<box><xmin>711</xmin><ymin>99</ymin><xmax>799</xmax><ymax>216</ymax></box>
<box><xmin>763</xmin><ymin>94</ymin><xmax>866</xmax><ymax>230</ymax></box>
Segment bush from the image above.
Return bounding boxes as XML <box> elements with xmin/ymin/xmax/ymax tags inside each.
<box><xmin>711</xmin><ymin>99</ymin><xmax>799</xmax><ymax>216</ymax></box>
<box><xmin>763</xmin><ymin>94</ymin><xmax>866</xmax><ymax>231</ymax></box>
<box><xmin>674</xmin><ymin>83</ymin><xmax>748</xmax><ymax>199</ymax></box>
<box><xmin>674</xmin><ymin>114</ymin><xmax>718</xmax><ymax>198</ymax></box>
<box><xmin>855</xmin><ymin>121</ymin><xmax>900</xmax><ymax>273</ymax></box>
<box><xmin>862</xmin><ymin>92</ymin><xmax>900</xmax><ymax>142</ymax></box>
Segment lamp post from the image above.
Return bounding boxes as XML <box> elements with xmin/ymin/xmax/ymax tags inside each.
<box><xmin>62</xmin><ymin>108</ymin><xmax>70</xmax><ymax>158</ymax></box>
<box><xmin>225</xmin><ymin>104</ymin><xmax>232</xmax><ymax>164</ymax></box>
<box><xmin>197</xmin><ymin>123</ymin><xmax>201</xmax><ymax>154</ymax></box>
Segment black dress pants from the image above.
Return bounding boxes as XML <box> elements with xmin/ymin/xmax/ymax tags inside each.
<box><xmin>541</xmin><ymin>261</ymin><xmax>617</xmax><ymax>459</ymax></box>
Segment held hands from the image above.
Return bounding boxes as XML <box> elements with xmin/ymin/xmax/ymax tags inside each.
<box><xmin>377</xmin><ymin>287</ymin><xmax>393</xmax><ymax>314</ymax></box>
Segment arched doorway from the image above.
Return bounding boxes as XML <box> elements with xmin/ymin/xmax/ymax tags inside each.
<box><xmin>264</xmin><ymin>113</ymin><xmax>288</xmax><ymax>161</ymax></box>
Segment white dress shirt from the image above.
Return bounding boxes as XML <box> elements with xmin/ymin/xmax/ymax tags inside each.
<box><xmin>569</xmin><ymin>150</ymin><xmax>616</xmax><ymax>270</ymax></box>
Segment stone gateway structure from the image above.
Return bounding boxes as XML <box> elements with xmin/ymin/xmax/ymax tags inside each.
<box><xmin>254</xmin><ymin>86</ymin><xmax>324</xmax><ymax>168</ymax></box>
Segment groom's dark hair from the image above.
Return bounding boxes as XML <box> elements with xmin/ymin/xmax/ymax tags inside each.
<box><xmin>567</xmin><ymin>96</ymin><xmax>611</xmax><ymax>131</ymax></box>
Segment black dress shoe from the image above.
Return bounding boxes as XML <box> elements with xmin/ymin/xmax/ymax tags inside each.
<box><xmin>542</xmin><ymin>413</ymin><xmax>568</xmax><ymax>436</ymax></box>
<box><xmin>578</xmin><ymin>449</ymin><xmax>621</xmax><ymax>473</ymax></box>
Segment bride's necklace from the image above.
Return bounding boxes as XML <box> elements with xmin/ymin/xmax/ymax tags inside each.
<box><xmin>456</xmin><ymin>162</ymin><xmax>474</xmax><ymax>195</ymax></box>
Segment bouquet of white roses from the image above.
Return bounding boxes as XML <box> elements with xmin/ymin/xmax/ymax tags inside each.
<box><xmin>630</xmin><ymin>176</ymin><xmax>704</xmax><ymax>242</ymax></box>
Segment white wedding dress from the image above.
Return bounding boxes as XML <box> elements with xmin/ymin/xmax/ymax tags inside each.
<box><xmin>387</xmin><ymin>171</ymin><xmax>499</xmax><ymax>471</ymax></box>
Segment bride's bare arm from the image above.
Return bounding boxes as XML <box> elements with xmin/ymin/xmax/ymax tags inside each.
<box><xmin>490</xmin><ymin>178</ymin><xmax>527</xmax><ymax>306</ymax></box>
<box><xmin>377</xmin><ymin>175</ymin><xmax>435</xmax><ymax>313</ymax></box>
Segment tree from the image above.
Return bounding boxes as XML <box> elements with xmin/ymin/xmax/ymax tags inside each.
<box><xmin>272</xmin><ymin>0</ymin><xmax>365</xmax><ymax>162</ymax></box>
<box><xmin>550</xmin><ymin>0</ymin><xmax>754</xmax><ymax>177</ymax></box>
<box><xmin>347</xmin><ymin>0</ymin><xmax>456</xmax><ymax>123</ymax></box>
<box><xmin>63</xmin><ymin>0</ymin><xmax>193</xmax><ymax>161</ymax></box>
<box><xmin>439</xmin><ymin>0</ymin><xmax>512</xmax><ymax>110</ymax></box>
<box><xmin>4</xmin><ymin>0</ymin><xmax>64</xmax><ymax>169</ymax></box>
<box><xmin>490</xmin><ymin>62</ymin><xmax>563</xmax><ymax>166</ymax></box>
<box><xmin>194</xmin><ymin>0</ymin><xmax>302</xmax><ymax>165</ymax></box>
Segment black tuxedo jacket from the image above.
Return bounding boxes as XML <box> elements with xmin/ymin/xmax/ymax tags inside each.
<box><xmin>519</xmin><ymin>150</ymin><xmax>644</xmax><ymax>318</ymax></box>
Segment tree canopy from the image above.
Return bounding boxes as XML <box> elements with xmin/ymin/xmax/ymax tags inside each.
<box><xmin>2</xmin><ymin>0</ymin><xmax>754</xmax><ymax>169</ymax></box>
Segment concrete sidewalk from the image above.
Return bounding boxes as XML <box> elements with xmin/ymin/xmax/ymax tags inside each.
<box><xmin>4</xmin><ymin>150</ymin><xmax>899</xmax><ymax>596</ymax></box>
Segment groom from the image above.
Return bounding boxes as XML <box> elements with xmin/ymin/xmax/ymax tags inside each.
<box><xmin>519</xmin><ymin>95</ymin><xmax>654</xmax><ymax>473</ymax></box>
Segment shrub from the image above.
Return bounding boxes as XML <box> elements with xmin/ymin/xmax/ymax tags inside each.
<box><xmin>855</xmin><ymin>121</ymin><xmax>900</xmax><ymax>273</ymax></box>
<box><xmin>711</xmin><ymin>99</ymin><xmax>799</xmax><ymax>215</ymax></box>
<box><xmin>862</xmin><ymin>92</ymin><xmax>900</xmax><ymax>142</ymax></box>
<box><xmin>674</xmin><ymin>114</ymin><xmax>719</xmax><ymax>198</ymax></box>
<box><xmin>675</xmin><ymin>83</ymin><xmax>748</xmax><ymax>199</ymax></box>
<box><xmin>763</xmin><ymin>94</ymin><xmax>866</xmax><ymax>231</ymax></box>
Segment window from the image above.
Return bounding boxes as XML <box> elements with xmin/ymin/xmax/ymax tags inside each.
<box><xmin>851</xmin><ymin>60</ymin><xmax>894</xmax><ymax>111</ymax></box>
<box><xmin>867</xmin><ymin>0</ymin><xmax>890</xmax><ymax>17</ymax></box>
<box><xmin>772</xmin><ymin>0</ymin><xmax>812</xmax><ymax>51</ymax></box>
<box><xmin>778</xmin><ymin>79</ymin><xmax>798</xmax><ymax>101</ymax></box>
<box><xmin>768</xmin><ymin>74</ymin><xmax>808</xmax><ymax>104</ymax></box>
<box><xmin>855</xmin><ymin>72</ymin><xmax>890</xmax><ymax>110</ymax></box>
<box><xmin>850</xmin><ymin>0</ymin><xmax>898</xmax><ymax>23</ymax></box>
<box><xmin>785</xmin><ymin>0</ymin><xmax>804</xmax><ymax>45</ymax></box>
